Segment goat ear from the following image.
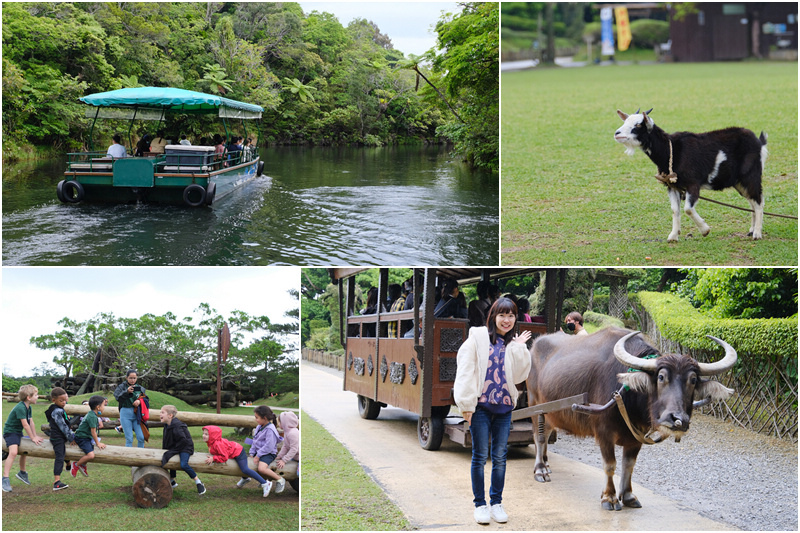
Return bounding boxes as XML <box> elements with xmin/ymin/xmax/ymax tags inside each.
<box><xmin>642</xmin><ymin>111</ymin><xmax>654</xmax><ymax>131</ymax></box>
<box><xmin>617</xmin><ymin>109</ymin><xmax>629</xmax><ymax>121</ymax></box>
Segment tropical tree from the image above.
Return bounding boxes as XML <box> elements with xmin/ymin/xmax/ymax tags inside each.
<box><xmin>202</xmin><ymin>63</ymin><xmax>234</xmax><ymax>94</ymax></box>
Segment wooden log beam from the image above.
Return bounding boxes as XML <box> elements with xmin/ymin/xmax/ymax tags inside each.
<box><xmin>3</xmin><ymin>438</ymin><xmax>297</xmax><ymax>480</ymax></box>
<box><xmin>132</xmin><ymin>466</ymin><xmax>172</xmax><ymax>508</ymax></box>
<box><xmin>63</xmin><ymin>404</ymin><xmax>260</xmax><ymax>428</ymax></box>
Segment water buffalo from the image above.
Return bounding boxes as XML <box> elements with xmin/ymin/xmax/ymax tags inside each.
<box><xmin>526</xmin><ymin>327</ymin><xmax>737</xmax><ymax>510</ymax></box>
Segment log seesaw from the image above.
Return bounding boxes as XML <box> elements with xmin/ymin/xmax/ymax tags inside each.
<box><xmin>3</xmin><ymin>438</ymin><xmax>298</xmax><ymax>508</ymax></box>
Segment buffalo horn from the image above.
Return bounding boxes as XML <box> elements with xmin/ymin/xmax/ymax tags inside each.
<box><xmin>613</xmin><ymin>331</ymin><xmax>658</xmax><ymax>372</ymax></box>
<box><xmin>697</xmin><ymin>335</ymin><xmax>738</xmax><ymax>376</ymax></box>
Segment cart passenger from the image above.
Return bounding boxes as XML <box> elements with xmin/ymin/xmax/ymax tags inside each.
<box><xmin>454</xmin><ymin>297</ymin><xmax>532</xmax><ymax>525</ymax></box>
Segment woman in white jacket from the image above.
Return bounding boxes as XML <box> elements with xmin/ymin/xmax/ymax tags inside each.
<box><xmin>454</xmin><ymin>297</ymin><xmax>532</xmax><ymax>525</ymax></box>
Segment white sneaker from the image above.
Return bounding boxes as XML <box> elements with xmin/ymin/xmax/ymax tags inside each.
<box><xmin>474</xmin><ymin>505</ymin><xmax>490</xmax><ymax>525</ymax></box>
<box><xmin>275</xmin><ymin>477</ymin><xmax>286</xmax><ymax>494</ymax></box>
<box><xmin>490</xmin><ymin>503</ymin><xmax>508</xmax><ymax>523</ymax></box>
<box><xmin>261</xmin><ymin>481</ymin><xmax>272</xmax><ymax>498</ymax></box>
<box><xmin>236</xmin><ymin>477</ymin><xmax>251</xmax><ymax>488</ymax></box>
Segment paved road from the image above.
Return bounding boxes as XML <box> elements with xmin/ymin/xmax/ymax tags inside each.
<box><xmin>302</xmin><ymin>362</ymin><xmax>733</xmax><ymax>531</ymax></box>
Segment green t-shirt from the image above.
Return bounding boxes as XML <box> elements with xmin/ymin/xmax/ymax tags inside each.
<box><xmin>75</xmin><ymin>410</ymin><xmax>99</xmax><ymax>440</ymax></box>
<box><xmin>3</xmin><ymin>401</ymin><xmax>31</xmax><ymax>435</ymax></box>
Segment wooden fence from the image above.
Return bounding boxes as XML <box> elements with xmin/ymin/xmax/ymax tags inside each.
<box><xmin>302</xmin><ymin>348</ymin><xmax>344</xmax><ymax>371</ymax></box>
<box><xmin>637</xmin><ymin>308</ymin><xmax>798</xmax><ymax>443</ymax></box>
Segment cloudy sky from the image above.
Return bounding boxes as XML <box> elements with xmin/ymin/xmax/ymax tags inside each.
<box><xmin>298</xmin><ymin>2</ymin><xmax>461</xmax><ymax>57</ymax></box>
<box><xmin>1</xmin><ymin>267</ymin><xmax>299</xmax><ymax>377</ymax></box>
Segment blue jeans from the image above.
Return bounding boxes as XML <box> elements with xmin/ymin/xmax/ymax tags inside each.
<box><xmin>170</xmin><ymin>452</ymin><xmax>197</xmax><ymax>480</ymax></box>
<box><xmin>234</xmin><ymin>450</ymin><xmax>266</xmax><ymax>485</ymax></box>
<box><xmin>469</xmin><ymin>407</ymin><xmax>512</xmax><ymax>507</ymax></box>
<box><xmin>119</xmin><ymin>407</ymin><xmax>145</xmax><ymax>448</ymax></box>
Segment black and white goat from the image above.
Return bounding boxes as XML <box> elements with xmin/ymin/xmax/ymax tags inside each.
<box><xmin>614</xmin><ymin>108</ymin><xmax>767</xmax><ymax>241</ymax></box>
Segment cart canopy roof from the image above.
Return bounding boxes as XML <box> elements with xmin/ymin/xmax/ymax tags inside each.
<box><xmin>80</xmin><ymin>87</ymin><xmax>263</xmax><ymax>118</ymax></box>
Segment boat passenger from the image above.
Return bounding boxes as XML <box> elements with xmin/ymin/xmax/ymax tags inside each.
<box><xmin>134</xmin><ymin>134</ymin><xmax>151</xmax><ymax>157</ymax></box>
<box><xmin>179</xmin><ymin>134</ymin><xmax>191</xmax><ymax>146</ymax></box>
<box><xmin>107</xmin><ymin>134</ymin><xmax>127</xmax><ymax>159</ymax></box>
<box><xmin>150</xmin><ymin>130</ymin><xmax>169</xmax><ymax>154</ymax></box>
<box><xmin>227</xmin><ymin>136</ymin><xmax>243</xmax><ymax>165</ymax></box>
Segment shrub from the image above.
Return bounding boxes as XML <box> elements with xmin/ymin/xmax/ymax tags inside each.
<box><xmin>630</xmin><ymin>19</ymin><xmax>670</xmax><ymax>48</ymax></box>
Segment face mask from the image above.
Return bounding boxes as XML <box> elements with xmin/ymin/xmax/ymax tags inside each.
<box><xmin>566</xmin><ymin>322</ymin><xmax>576</xmax><ymax>332</ymax></box>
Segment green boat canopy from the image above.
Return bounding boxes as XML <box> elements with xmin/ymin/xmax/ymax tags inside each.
<box><xmin>80</xmin><ymin>87</ymin><xmax>263</xmax><ymax>119</ymax></box>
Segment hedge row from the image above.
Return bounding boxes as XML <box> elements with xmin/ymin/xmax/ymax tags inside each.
<box><xmin>636</xmin><ymin>291</ymin><xmax>797</xmax><ymax>360</ymax></box>
<box><xmin>584</xmin><ymin>310</ymin><xmax>624</xmax><ymax>329</ymax></box>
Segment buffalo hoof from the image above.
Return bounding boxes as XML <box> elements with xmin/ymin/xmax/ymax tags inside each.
<box><xmin>601</xmin><ymin>499</ymin><xmax>622</xmax><ymax>511</ymax></box>
<box><xmin>622</xmin><ymin>495</ymin><xmax>642</xmax><ymax>508</ymax></box>
<box><xmin>534</xmin><ymin>469</ymin><xmax>550</xmax><ymax>483</ymax></box>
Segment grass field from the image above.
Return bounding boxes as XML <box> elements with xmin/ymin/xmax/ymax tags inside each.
<box><xmin>1</xmin><ymin>391</ymin><xmax>299</xmax><ymax>530</ymax></box>
<box><xmin>300</xmin><ymin>412</ymin><xmax>411</xmax><ymax>531</ymax></box>
<box><xmin>501</xmin><ymin>61</ymin><xmax>798</xmax><ymax>266</ymax></box>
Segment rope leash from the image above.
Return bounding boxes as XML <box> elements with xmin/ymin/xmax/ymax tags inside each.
<box><xmin>653</xmin><ymin>139</ymin><xmax>798</xmax><ymax>221</ymax></box>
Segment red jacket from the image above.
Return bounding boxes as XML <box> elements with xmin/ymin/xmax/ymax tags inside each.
<box><xmin>203</xmin><ymin>425</ymin><xmax>243</xmax><ymax>463</ymax></box>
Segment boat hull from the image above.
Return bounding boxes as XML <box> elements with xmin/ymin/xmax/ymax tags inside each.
<box><xmin>61</xmin><ymin>157</ymin><xmax>260</xmax><ymax>206</ymax></box>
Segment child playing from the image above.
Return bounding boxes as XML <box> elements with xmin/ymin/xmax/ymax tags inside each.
<box><xmin>274</xmin><ymin>412</ymin><xmax>299</xmax><ymax>476</ymax></box>
<box><xmin>235</xmin><ymin>406</ymin><xmax>286</xmax><ymax>494</ymax></box>
<box><xmin>202</xmin><ymin>425</ymin><xmax>271</xmax><ymax>497</ymax></box>
<box><xmin>2</xmin><ymin>385</ymin><xmax>44</xmax><ymax>492</ymax></box>
<box><xmin>160</xmin><ymin>405</ymin><xmax>205</xmax><ymax>495</ymax></box>
<box><xmin>71</xmin><ymin>395</ymin><xmax>107</xmax><ymax>477</ymax></box>
<box><xmin>44</xmin><ymin>387</ymin><xmax>76</xmax><ymax>491</ymax></box>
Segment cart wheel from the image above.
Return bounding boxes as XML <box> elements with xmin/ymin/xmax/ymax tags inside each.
<box><xmin>418</xmin><ymin>416</ymin><xmax>444</xmax><ymax>451</ymax></box>
<box><xmin>431</xmin><ymin>405</ymin><xmax>452</xmax><ymax>419</ymax></box>
<box><xmin>357</xmin><ymin>395</ymin><xmax>381</xmax><ymax>420</ymax></box>
<box><xmin>288</xmin><ymin>478</ymin><xmax>299</xmax><ymax>493</ymax></box>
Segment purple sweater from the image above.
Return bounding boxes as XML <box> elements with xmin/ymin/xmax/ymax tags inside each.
<box><xmin>249</xmin><ymin>423</ymin><xmax>282</xmax><ymax>458</ymax></box>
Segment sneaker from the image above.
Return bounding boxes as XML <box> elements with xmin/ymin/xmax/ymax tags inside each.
<box><xmin>70</xmin><ymin>462</ymin><xmax>79</xmax><ymax>478</ymax></box>
<box><xmin>115</xmin><ymin>426</ymin><xmax>123</xmax><ymax>434</ymax></box>
<box><xmin>196</xmin><ymin>482</ymin><xmax>206</xmax><ymax>495</ymax></box>
<box><xmin>2</xmin><ymin>477</ymin><xmax>11</xmax><ymax>493</ymax></box>
<box><xmin>474</xmin><ymin>505</ymin><xmax>490</xmax><ymax>524</ymax></box>
<box><xmin>490</xmin><ymin>503</ymin><xmax>508</xmax><ymax>523</ymax></box>
<box><xmin>78</xmin><ymin>464</ymin><xmax>88</xmax><ymax>477</ymax></box>
<box><xmin>274</xmin><ymin>477</ymin><xmax>286</xmax><ymax>494</ymax></box>
<box><xmin>236</xmin><ymin>477</ymin><xmax>251</xmax><ymax>488</ymax></box>
<box><xmin>170</xmin><ymin>479</ymin><xmax>178</xmax><ymax>488</ymax></box>
<box><xmin>53</xmin><ymin>481</ymin><xmax>69</xmax><ymax>491</ymax></box>
<box><xmin>261</xmin><ymin>481</ymin><xmax>272</xmax><ymax>498</ymax></box>
<box><xmin>16</xmin><ymin>471</ymin><xmax>30</xmax><ymax>485</ymax></box>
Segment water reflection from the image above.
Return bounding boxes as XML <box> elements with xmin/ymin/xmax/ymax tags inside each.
<box><xmin>2</xmin><ymin>146</ymin><xmax>498</xmax><ymax>265</ymax></box>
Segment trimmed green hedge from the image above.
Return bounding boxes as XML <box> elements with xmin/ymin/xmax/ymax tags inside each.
<box><xmin>584</xmin><ymin>310</ymin><xmax>624</xmax><ymax>329</ymax></box>
<box><xmin>637</xmin><ymin>291</ymin><xmax>798</xmax><ymax>360</ymax></box>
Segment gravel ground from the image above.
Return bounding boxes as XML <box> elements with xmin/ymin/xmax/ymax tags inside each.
<box><xmin>547</xmin><ymin>413</ymin><xmax>798</xmax><ymax>531</ymax></box>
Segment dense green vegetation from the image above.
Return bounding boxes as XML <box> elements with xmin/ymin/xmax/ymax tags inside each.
<box><xmin>2</xmin><ymin>2</ymin><xmax>499</xmax><ymax>171</ymax></box>
<box><xmin>10</xmin><ymin>300</ymin><xmax>299</xmax><ymax>400</ymax></box>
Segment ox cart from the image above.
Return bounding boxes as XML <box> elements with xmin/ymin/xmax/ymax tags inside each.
<box><xmin>331</xmin><ymin>267</ymin><xmax>578</xmax><ymax>450</ymax></box>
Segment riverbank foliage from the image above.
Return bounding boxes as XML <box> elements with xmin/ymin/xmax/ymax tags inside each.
<box><xmin>2</xmin><ymin>2</ymin><xmax>499</xmax><ymax>171</ymax></box>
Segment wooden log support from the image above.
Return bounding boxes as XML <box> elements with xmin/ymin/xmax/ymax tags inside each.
<box><xmin>63</xmin><ymin>405</ymin><xmax>270</xmax><ymax>428</ymax></box>
<box><xmin>3</xmin><ymin>438</ymin><xmax>298</xmax><ymax>480</ymax></box>
<box><xmin>132</xmin><ymin>466</ymin><xmax>173</xmax><ymax>508</ymax></box>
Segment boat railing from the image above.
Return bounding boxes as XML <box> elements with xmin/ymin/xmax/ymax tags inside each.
<box><xmin>66</xmin><ymin>152</ymin><xmax>117</xmax><ymax>172</ymax></box>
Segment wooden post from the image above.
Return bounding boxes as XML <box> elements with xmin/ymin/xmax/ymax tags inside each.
<box><xmin>132</xmin><ymin>465</ymin><xmax>173</xmax><ymax>508</ymax></box>
<box><xmin>3</xmin><ymin>438</ymin><xmax>298</xmax><ymax>480</ymax></box>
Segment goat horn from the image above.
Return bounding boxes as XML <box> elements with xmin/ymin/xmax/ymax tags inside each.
<box><xmin>635</xmin><ymin>108</ymin><xmax>640</xmax><ymax>114</ymax></box>
<box><xmin>644</xmin><ymin>108</ymin><xmax>653</xmax><ymax>115</ymax></box>
<box><xmin>697</xmin><ymin>335</ymin><xmax>738</xmax><ymax>376</ymax></box>
<box><xmin>614</xmin><ymin>331</ymin><xmax>658</xmax><ymax>372</ymax></box>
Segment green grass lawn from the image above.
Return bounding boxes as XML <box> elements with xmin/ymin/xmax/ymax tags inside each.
<box><xmin>300</xmin><ymin>412</ymin><xmax>411</xmax><ymax>531</ymax></box>
<box><xmin>501</xmin><ymin>61</ymin><xmax>798</xmax><ymax>266</ymax></box>
<box><xmin>1</xmin><ymin>392</ymin><xmax>299</xmax><ymax>530</ymax></box>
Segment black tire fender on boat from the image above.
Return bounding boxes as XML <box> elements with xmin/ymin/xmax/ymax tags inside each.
<box><xmin>56</xmin><ymin>180</ymin><xmax>67</xmax><ymax>203</ymax></box>
<box><xmin>62</xmin><ymin>180</ymin><xmax>84</xmax><ymax>203</ymax></box>
<box><xmin>183</xmin><ymin>184</ymin><xmax>206</xmax><ymax>207</ymax></box>
<box><xmin>256</xmin><ymin>160</ymin><xmax>265</xmax><ymax>177</ymax></box>
<box><xmin>205</xmin><ymin>182</ymin><xmax>217</xmax><ymax>206</ymax></box>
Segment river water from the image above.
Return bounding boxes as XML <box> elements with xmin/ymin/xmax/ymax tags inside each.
<box><xmin>2</xmin><ymin>145</ymin><xmax>498</xmax><ymax>266</ymax></box>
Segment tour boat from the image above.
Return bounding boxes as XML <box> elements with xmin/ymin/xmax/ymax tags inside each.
<box><xmin>58</xmin><ymin>87</ymin><xmax>265</xmax><ymax>206</ymax></box>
